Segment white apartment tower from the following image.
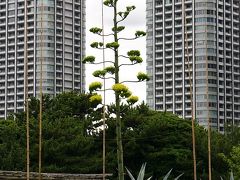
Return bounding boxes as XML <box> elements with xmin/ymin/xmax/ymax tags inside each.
<box><xmin>146</xmin><ymin>0</ymin><xmax>240</xmax><ymax>131</ymax></box>
<box><xmin>0</xmin><ymin>0</ymin><xmax>85</xmax><ymax>118</ymax></box>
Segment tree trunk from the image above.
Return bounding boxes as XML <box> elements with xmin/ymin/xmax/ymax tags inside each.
<box><xmin>113</xmin><ymin>1</ymin><xmax>124</xmax><ymax>180</ymax></box>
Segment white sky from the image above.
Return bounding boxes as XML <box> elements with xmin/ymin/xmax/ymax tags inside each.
<box><xmin>86</xmin><ymin>0</ymin><xmax>146</xmax><ymax>104</ymax></box>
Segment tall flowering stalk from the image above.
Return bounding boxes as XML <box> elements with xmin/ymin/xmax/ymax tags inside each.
<box><xmin>84</xmin><ymin>1</ymin><xmax>148</xmax><ymax>179</ymax></box>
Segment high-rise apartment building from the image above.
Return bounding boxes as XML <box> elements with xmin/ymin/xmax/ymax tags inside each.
<box><xmin>146</xmin><ymin>0</ymin><xmax>240</xmax><ymax>131</ymax></box>
<box><xmin>0</xmin><ymin>0</ymin><xmax>85</xmax><ymax>118</ymax></box>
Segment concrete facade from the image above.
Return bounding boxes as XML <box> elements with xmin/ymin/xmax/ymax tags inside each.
<box><xmin>0</xmin><ymin>0</ymin><xmax>85</xmax><ymax>118</ymax></box>
<box><xmin>146</xmin><ymin>0</ymin><xmax>240</xmax><ymax>132</ymax></box>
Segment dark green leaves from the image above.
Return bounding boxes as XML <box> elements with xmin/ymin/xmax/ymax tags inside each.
<box><xmin>135</xmin><ymin>31</ymin><xmax>146</xmax><ymax>37</ymax></box>
<box><xmin>90</xmin><ymin>42</ymin><xmax>104</xmax><ymax>48</ymax></box>
<box><xmin>129</xmin><ymin>56</ymin><xmax>143</xmax><ymax>64</ymax></box>
<box><xmin>82</xmin><ymin>56</ymin><xmax>95</xmax><ymax>64</ymax></box>
<box><xmin>118</xmin><ymin>5</ymin><xmax>136</xmax><ymax>19</ymax></box>
<box><xmin>104</xmin><ymin>66</ymin><xmax>115</xmax><ymax>74</ymax></box>
<box><xmin>106</xmin><ymin>42</ymin><xmax>119</xmax><ymax>49</ymax></box>
<box><xmin>127</xmin><ymin>50</ymin><xmax>143</xmax><ymax>63</ymax></box>
<box><xmin>128</xmin><ymin>50</ymin><xmax>142</xmax><ymax>64</ymax></box>
<box><xmin>89</xmin><ymin>27</ymin><xmax>102</xmax><ymax>34</ymax></box>
<box><xmin>137</xmin><ymin>72</ymin><xmax>150</xmax><ymax>81</ymax></box>
<box><xmin>92</xmin><ymin>70</ymin><xmax>107</xmax><ymax>78</ymax></box>
<box><xmin>126</xmin><ymin>5</ymin><xmax>136</xmax><ymax>11</ymax></box>
<box><xmin>103</xmin><ymin>0</ymin><xmax>114</xmax><ymax>7</ymax></box>
<box><xmin>112</xmin><ymin>26</ymin><xmax>125</xmax><ymax>33</ymax></box>
<box><xmin>92</xmin><ymin>66</ymin><xmax>115</xmax><ymax>79</ymax></box>
<box><xmin>90</xmin><ymin>42</ymin><xmax>99</xmax><ymax>48</ymax></box>
<box><xmin>128</xmin><ymin>50</ymin><xmax>141</xmax><ymax>57</ymax></box>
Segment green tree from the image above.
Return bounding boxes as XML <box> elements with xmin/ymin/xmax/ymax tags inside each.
<box><xmin>0</xmin><ymin>93</ymin><xmax>231</xmax><ymax>179</ymax></box>
<box><xmin>195</xmin><ymin>127</ymin><xmax>231</xmax><ymax>179</ymax></box>
<box><xmin>102</xmin><ymin>104</ymin><xmax>230</xmax><ymax>179</ymax></box>
<box><xmin>225</xmin><ymin>125</ymin><xmax>240</xmax><ymax>146</ymax></box>
<box><xmin>220</xmin><ymin>146</ymin><xmax>240</xmax><ymax>179</ymax></box>
<box><xmin>0</xmin><ymin>120</ymin><xmax>25</xmax><ymax>170</ymax></box>
<box><xmin>40</xmin><ymin>92</ymin><xmax>101</xmax><ymax>172</ymax></box>
<box><xmin>45</xmin><ymin>92</ymin><xmax>95</xmax><ymax>120</ymax></box>
<box><xmin>0</xmin><ymin>92</ymin><xmax>102</xmax><ymax>173</ymax></box>
<box><xmin>42</xmin><ymin>116</ymin><xmax>101</xmax><ymax>173</ymax></box>
<box><xmin>84</xmin><ymin>1</ymin><xmax>148</xmax><ymax>179</ymax></box>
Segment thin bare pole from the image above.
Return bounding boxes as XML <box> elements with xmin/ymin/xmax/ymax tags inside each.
<box><xmin>205</xmin><ymin>23</ymin><xmax>212</xmax><ymax>180</ymax></box>
<box><xmin>183</xmin><ymin>1</ymin><xmax>197</xmax><ymax>179</ymax></box>
<box><xmin>101</xmin><ymin>0</ymin><xmax>106</xmax><ymax>179</ymax></box>
<box><xmin>24</xmin><ymin>0</ymin><xmax>29</xmax><ymax>179</ymax></box>
<box><xmin>38</xmin><ymin>0</ymin><xmax>44</xmax><ymax>179</ymax></box>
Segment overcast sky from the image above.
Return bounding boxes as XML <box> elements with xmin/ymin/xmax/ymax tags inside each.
<box><xmin>86</xmin><ymin>1</ymin><xmax>146</xmax><ymax>104</ymax></box>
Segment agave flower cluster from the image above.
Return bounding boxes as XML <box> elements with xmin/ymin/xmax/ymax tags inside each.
<box><xmin>83</xmin><ymin>47</ymin><xmax>149</xmax><ymax>106</ymax></box>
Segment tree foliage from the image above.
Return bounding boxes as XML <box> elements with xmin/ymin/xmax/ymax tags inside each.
<box><xmin>0</xmin><ymin>92</ymin><xmax>102</xmax><ymax>173</ymax></box>
<box><xmin>98</xmin><ymin>103</ymin><xmax>231</xmax><ymax>179</ymax></box>
<box><xmin>0</xmin><ymin>92</ymin><xmax>233</xmax><ymax>179</ymax></box>
<box><xmin>0</xmin><ymin>120</ymin><xmax>25</xmax><ymax>170</ymax></box>
<box><xmin>219</xmin><ymin>146</ymin><xmax>240</xmax><ymax>179</ymax></box>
